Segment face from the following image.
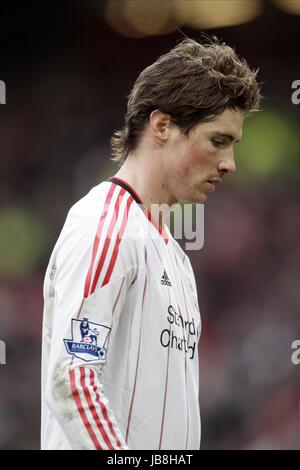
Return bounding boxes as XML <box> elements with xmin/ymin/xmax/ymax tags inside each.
<box><xmin>163</xmin><ymin>108</ymin><xmax>244</xmax><ymax>204</ymax></box>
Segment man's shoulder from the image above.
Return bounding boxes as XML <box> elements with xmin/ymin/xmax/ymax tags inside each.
<box><xmin>51</xmin><ymin>181</ymin><xmax>143</xmax><ymax>285</ymax></box>
<box><xmin>68</xmin><ymin>180</ymin><xmax>145</xmax><ymax>224</ymax></box>
<box><xmin>68</xmin><ymin>181</ymin><xmax>111</xmax><ymax>220</ymax></box>
<box><xmin>65</xmin><ymin>180</ymin><xmax>146</xmax><ymax>257</ymax></box>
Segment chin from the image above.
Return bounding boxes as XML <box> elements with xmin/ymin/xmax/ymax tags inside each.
<box><xmin>195</xmin><ymin>189</ymin><xmax>208</xmax><ymax>203</ymax></box>
<box><xmin>196</xmin><ymin>194</ymin><xmax>207</xmax><ymax>203</ymax></box>
<box><xmin>183</xmin><ymin>193</ymin><xmax>207</xmax><ymax>204</ymax></box>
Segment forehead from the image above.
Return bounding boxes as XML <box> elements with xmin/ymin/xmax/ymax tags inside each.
<box><xmin>196</xmin><ymin>108</ymin><xmax>244</xmax><ymax>139</ymax></box>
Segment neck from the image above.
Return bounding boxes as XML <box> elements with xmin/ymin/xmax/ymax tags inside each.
<box><xmin>113</xmin><ymin>152</ymin><xmax>176</xmax><ymax>220</ymax></box>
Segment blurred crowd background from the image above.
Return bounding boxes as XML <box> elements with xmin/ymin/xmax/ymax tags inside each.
<box><xmin>0</xmin><ymin>0</ymin><xmax>300</xmax><ymax>449</ymax></box>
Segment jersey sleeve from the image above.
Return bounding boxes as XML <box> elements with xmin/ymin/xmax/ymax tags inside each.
<box><xmin>43</xmin><ymin>185</ymin><xmax>139</xmax><ymax>450</ymax></box>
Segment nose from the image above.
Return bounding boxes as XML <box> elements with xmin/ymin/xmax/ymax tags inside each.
<box><xmin>218</xmin><ymin>149</ymin><xmax>236</xmax><ymax>175</ymax></box>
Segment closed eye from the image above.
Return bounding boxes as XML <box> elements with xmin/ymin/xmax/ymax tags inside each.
<box><xmin>212</xmin><ymin>138</ymin><xmax>227</xmax><ymax>148</ymax></box>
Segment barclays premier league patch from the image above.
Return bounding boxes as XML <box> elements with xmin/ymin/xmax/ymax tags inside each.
<box><xmin>64</xmin><ymin>317</ymin><xmax>111</xmax><ymax>363</ymax></box>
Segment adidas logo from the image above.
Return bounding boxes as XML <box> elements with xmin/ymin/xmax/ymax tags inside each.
<box><xmin>160</xmin><ymin>269</ymin><xmax>172</xmax><ymax>287</ymax></box>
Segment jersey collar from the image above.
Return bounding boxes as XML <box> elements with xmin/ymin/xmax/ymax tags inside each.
<box><xmin>108</xmin><ymin>176</ymin><xmax>169</xmax><ymax>245</ymax></box>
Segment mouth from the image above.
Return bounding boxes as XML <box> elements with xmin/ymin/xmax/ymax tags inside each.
<box><xmin>206</xmin><ymin>179</ymin><xmax>220</xmax><ymax>192</ymax></box>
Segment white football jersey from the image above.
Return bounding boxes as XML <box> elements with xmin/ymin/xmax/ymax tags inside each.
<box><xmin>41</xmin><ymin>177</ymin><xmax>201</xmax><ymax>450</ymax></box>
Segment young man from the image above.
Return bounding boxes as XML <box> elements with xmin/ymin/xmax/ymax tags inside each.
<box><xmin>41</xmin><ymin>37</ymin><xmax>261</xmax><ymax>450</ymax></box>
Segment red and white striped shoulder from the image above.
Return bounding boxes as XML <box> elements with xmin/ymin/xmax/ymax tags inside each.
<box><xmin>82</xmin><ymin>181</ymin><xmax>136</xmax><ymax>298</ymax></box>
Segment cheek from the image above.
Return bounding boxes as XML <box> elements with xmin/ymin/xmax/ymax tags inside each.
<box><xmin>166</xmin><ymin>137</ymin><xmax>216</xmax><ymax>180</ymax></box>
<box><xmin>166</xmin><ymin>143</ymin><xmax>190</xmax><ymax>178</ymax></box>
<box><xmin>183</xmin><ymin>144</ymin><xmax>216</xmax><ymax>176</ymax></box>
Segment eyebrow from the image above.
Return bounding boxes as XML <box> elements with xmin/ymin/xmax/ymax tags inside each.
<box><xmin>214</xmin><ymin>132</ymin><xmax>241</xmax><ymax>143</ymax></box>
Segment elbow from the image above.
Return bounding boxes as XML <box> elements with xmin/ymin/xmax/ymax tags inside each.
<box><xmin>45</xmin><ymin>369</ymin><xmax>72</xmax><ymax>417</ymax></box>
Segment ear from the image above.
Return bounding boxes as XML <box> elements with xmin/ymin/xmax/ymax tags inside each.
<box><xmin>149</xmin><ymin>110</ymin><xmax>171</xmax><ymax>145</ymax></box>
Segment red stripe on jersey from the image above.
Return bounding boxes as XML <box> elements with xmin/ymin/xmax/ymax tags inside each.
<box><xmin>112</xmin><ymin>276</ymin><xmax>125</xmax><ymax>315</ymax></box>
<box><xmin>84</xmin><ymin>184</ymin><xmax>116</xmax><ymax>298</ymax></box>
<box><xmin>69</xmin><ymin>369</ymin><xmax>102</xmax><ymax>450</ymax></box>
<box><xmin>89</xmin><ymin>369</ymin><xmax>124</xmax><ymax>450</ymax></box>
<box><xmin>159</xmin><ymin>323</ymin><xmax>171</xmax><ymax>450</ymax></box>
<box><xmin>79</xmin><ymin>368</ymin><xmax>115</xmax><ymax>450</ymax></box>
<box><xmin>109</xmin><ymin>176</ymin><xmax>142</xmax><ymax>204</ymax></box>
<box><xmin>126</xmin><ymin>273</ymin><xmax>147</xmax><ymax>443</ymax></box>
<box><xmin>179</xmin><ymin>277</ymin><xmax>192</xmax><ymax>449</ymax></box>
<box><xmin>178</xmin><ymin>301</ymin><xmax>190</xmax><ymax>450</ymax></box>
<box><xmin>90</xmin><ymin>187</ymin><xmax>126</xmax><ymax>295</ymax></box>
<box><xmin>144</xmin><ymin>208</ymin><xmax>169</xmax><ymax>245</ymax></box>
<box><xmin>101</xmin><ymin>196</ymin><xmax>134</xmax><ymax>287</ymax></box>
<box><xmin>109</xmin><ymin>176</ymin><xmax>169</xmax><ymax>245</ymax></box>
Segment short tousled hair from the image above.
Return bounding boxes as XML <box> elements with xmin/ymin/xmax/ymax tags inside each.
<box><xmin>111</xmin><ymin>36</ymin><xmax>261</xmax><ymax>165</ymax></box>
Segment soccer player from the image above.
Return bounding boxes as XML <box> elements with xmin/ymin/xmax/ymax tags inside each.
<box><xmin>41</xmin><ymin>37</ymin><xmax>261</xmax><ymax>450</ymax></box>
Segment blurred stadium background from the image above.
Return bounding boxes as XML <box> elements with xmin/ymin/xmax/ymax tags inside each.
<box><xmin>0</xmin><ymin>0</ymin><xmax>300</xmax><ymax>450</ymax></box>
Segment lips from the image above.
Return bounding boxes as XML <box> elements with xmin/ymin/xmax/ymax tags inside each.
<box><xmin>206</xmin><ymin>181</ymin><xmax>215</xmax><ymax>192</ymax></box>
<box><xmin>206</xmin><ymin>178</ymin><xmax>221</xmax><ymax>193</ymax></box>
<box><xmin>207</xmin><ymin>179</ymin><xmax>221</xmax><ymax>185</ymax></box>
